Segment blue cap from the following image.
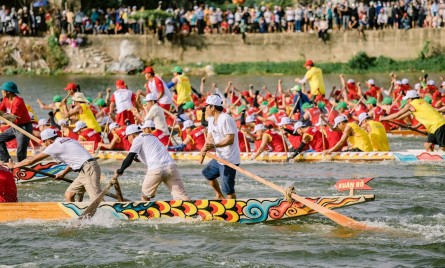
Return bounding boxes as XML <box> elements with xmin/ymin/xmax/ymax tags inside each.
<box><xmin>0</xmin><ymin>81</ymin><xmax>19</xmax><ymax>94</ymax></box>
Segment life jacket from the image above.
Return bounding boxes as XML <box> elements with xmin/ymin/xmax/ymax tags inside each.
<box><xmin>303</xmin><ymin>127</ymin><xmax>328</xmax><ymax>152</ymax></box>
<box><xmin>79</xmin><ymin>128</ymin><xmax>102</xmax><ymax>149</ymax></box>
<box><xmin>264</xmin><ymin>130</ymin><xmax>287</xmax><ymax>152</ymax></box>
<box><xmin>152</xmin><ymin>129</ymin><xmax>171</xmax><ymax>146</ymax></box>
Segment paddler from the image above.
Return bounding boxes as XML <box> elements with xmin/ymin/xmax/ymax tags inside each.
<box><xmin>288</xmin><ymin>120</ymin><xmax>328</xmax><ymax>160</ymax></box>
<box><xmin>109</xmin><ymin>79</ymin><xmax>139</xmax><ymax>127</ymax></box>
<box><xmin>381</xmin><ymin>90</ymin><xmax>445</xmax><ymax>150</ymax></box>
<box><xmin>61</xmin><ymin>92</ymin><xmax>101</xmax><ymax>133</ymax></box>
<box><xmin>115</xmin><ymin>124</ymin><xmax>190</xmax><ymax>201</ymax></box>
<box><xmin>250</xmin><ymin>123</ymin><xmax>287</xmax><ymax>160</ymax></box>
<box><xmin>0</xmin><ymin>165</ymin><xmax>17</xmax><ymax>202</ymax></box>
<box><xmin>324</xmin><ymin>114</ymin><xmax>373</xmax><ymax>153</ymax></box>
<box><xmin>0</xmin><ymin>81</ymin><xmax>33</xmax><ymax>162</ymax></box>
<box><xmin>201</xmin><ymin>94</ymin><xmax>240</xmax><ymax>199</ymax></box>
<box><xmin>9</xmin><ymin>129</ymin><xmax>102</xmax><ymax>202</ymax></box>
<box><xmin>358</xmin><ymin>113</ymin><xmax>390</xmax><ymax>152</ymax></box>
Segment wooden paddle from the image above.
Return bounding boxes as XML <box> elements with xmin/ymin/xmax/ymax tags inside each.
<box><xmin>386</xmin><ymin>120</ymin><xmax>428</xmax><ymax>136</ymax></box>
<box><xmin>205</xmin><ymin>152</ymin><xmax>374</xmax><ymax>231</ymax></box>
<box><xmin>0</xmin><ymin>115</ymin><xmax>41</xmax><ymax>144</ymax></box>
<box><xmin>79</xmin><ymin>173</ymin><xmax>120</xmax><ymax>219</ymax></box>
<box><xmin>19</xmin><ymin>166</ymin><xmax>130</xmax><ymax>201</ymax></box>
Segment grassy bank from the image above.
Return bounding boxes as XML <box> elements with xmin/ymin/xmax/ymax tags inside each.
<box><xmin>181</xmin><ymin>52</ymin><xmax>445</xmax><ymax>76</ymax></box>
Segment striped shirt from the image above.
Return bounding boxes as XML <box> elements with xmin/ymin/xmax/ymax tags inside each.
<box><xmin>129</xmin><ymin>133</ymin><xmax>175</xmax><ymax>171</ymax></box>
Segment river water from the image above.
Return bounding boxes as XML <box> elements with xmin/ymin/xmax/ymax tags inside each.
<box><xmin>1</xmin><ymin>75</ymin><xmax>444</xmax><ymax>267</ymax></box>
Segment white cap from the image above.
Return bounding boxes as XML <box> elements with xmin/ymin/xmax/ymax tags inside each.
<box><xmin>246</xmin><ymin>115</ymin><xmax>256</xmax><ymax>123</ymax></box>
<box><xmin>395</xmin><ymin>80</ymin><xmax>401</xmax><ymax>85</ymax></box>
<box><xmin>427</xmin><ymin>80</ymin><xmax>435</xmax><ymax>86</ymax></box>
<box><xmin>315</xmin><ymin>117</ymin><xmax>326</xmax><ymax>127</ymax></box>
<box><xmin>124</xmin><ymin>124</ymin><xmax>142</xmax><ymax>136</ymax></box>
<box><xmin>293</xmin><ymin>121</ymin><xmax>303</xmax><ymax>134</ymax></box>
<box><xmin>253</xmin><ymin>124</ymin><xmax>267</xmax><ymax>133</ymax></box>
<box><xmin>414</xmin><ymin>83</ymin><xmax>421</xmax><ymax>90</ymax></box>
<box><xmin>141</xmin><ymin>120</ymin><xmax>155</xmax><ymax>129</ymax></box>
<box><xmin>358</xmin><ymin>112</ymin><xmax>369</xmax><ymax>126</ymax></box>
<box><xmin>57</xmin><ymin>119</ymin><xmax>68</xmax><ymax>126</ymax></box>
<box><xmin>277</xmin><ymin>117</ymin><xmax>292</xmax><ymax>126</ymax></box>
<box><xmin>403</xmin><ymin>90</ymin><xmax>419</xmax><ymax>100</ymax></box>
<box><xmin>100</xmin><ymin>116</ymin><xmax>110</xmax><ymax>126</ymax></box>
<box><xmin>205</xmin><ymin>94</ymin><xmax>223</xmax><ymax>106</ymax></box>
<box><xmin>178</xmin><ymin>114</ymin><xmax>190</xmax><ymax>122</ymax></box>
<box><xmin>37</xmin><ymin>118</ymin><xmax>49</xmax><ymax>127</ymax></box>
<box><xmin>73</xmin><ymin>120</ymin><xmax>87</xmax><ymax>132</ymax></box>
<box><xmin>401</xmin><ymin>78</ymin><xmax>409</xmax><ymax>85</ymax></box>
<box><xmin>347</xmin><ymin>79</ymin><xmax>355</xmax><ymax>84</ymax></box>
<box><xmin>40</xmin><ymin>128</ymin><xmax>58</xmax><ymax>141</ymax></box>
<box><xmin>182</xmin><ymin>120</ymin><xmax>194</xmax><ymax>130</ymax></box>
<box><xmin>145</xmin><ymin>93</ymin><xmax>158</xmax><ymax>101</ymax></box>
<box><xmin>333</xmin><ymin>114</ymin><xmax>348</xmax><ymax>129</ymax></box>
<box><xmin>367</xmin><ymin>79</ymin><xmax>375</xmax><ymax>85</ymax></box>
<box><xmin>108</xmin><ymin>122</ymin><xmax>119</xmax><ymax>131</ymax></box>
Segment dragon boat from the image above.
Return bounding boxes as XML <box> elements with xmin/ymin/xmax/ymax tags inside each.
<box><xmin>0</xmin><ymin>194</ymin><xmax>375</xmax><ymax>223</ymax></box>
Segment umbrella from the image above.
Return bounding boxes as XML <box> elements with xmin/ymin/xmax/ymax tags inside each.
<box><xmin>33</xmin><ymin>0</ymin><xmax>49</xmax><ymax>7</ymax></box>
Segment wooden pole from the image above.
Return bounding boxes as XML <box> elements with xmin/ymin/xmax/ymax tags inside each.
<box><xmin>0</xmin><ymin>115</ymin><xmax>41</xmax><ymax>144</ymax></box>
<box><xmin>205</xmin><ymin>152</ymin><xmax>375</xmax><ymax>231</ymax></box>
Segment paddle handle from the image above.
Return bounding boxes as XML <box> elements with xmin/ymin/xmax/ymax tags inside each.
<box><xmin>19</xmin><ymin>166</ymin><xmax>130</xmax><ymax>201</ymax></box>
<box><xmin>205</xmin><ymin>153</ymin><xmax>373</xmax><ymax>231</ymax></box>
<box><xmin>0</xmin><ymin>115</ymin><xmax>41</xmax><ymax>144</ymax></box>
<box><xmin>387</xmin><ymin>120</ymin><xmax>428</xmax><ymax>136</ymax></box>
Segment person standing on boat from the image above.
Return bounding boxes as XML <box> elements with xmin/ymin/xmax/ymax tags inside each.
<box><xmin>115</xmin><ymin>124</ymin><xmax>189</xmax><ymax>201</ymax></box>
<box><xmin>167</xmin><ymin>66</ymin><xmax>192</xmax><ymax>115</ymax></box>
<box><xmin>109</xmin><ymin>79</ymin><xmax>139</xmax><ymax>127</ymax></box>
<box><xmin>0</xmin><ymin>81</ymin><xmax>33</xmax><ymax>162</ymax></box>
<box><xmin>201</xmin><ymin>94</ymin><xmax>240</xmax><ymax>199</ymax></box>
<box><xmin>381</xmin><ymin>90</ymin><xmax>445</xmax><ymax>150</ymax></box>
<box><xmin>139</xmin><ymin>66</ymin><xmax>173</xmax><ymax>113</ymax></box>
<box><xmin>295</xmin><ymin>60</ymin><xmax>326</xmax><ymax>97</ymax></box>
<box><xmin>10</xmin><ymin>129</ymin><xmax>102</xmax><ymax>202</ymax></box>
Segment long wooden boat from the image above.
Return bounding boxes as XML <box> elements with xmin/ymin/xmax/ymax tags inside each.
<box><xmin>13</xmin><ymin>161</ymin><xmax>67</xmax><ymax>183</ymax></box>
<box><xmin>0</xmin><ymin>194</ymin><xmax>374</xmax><ymax>223</ymax></box>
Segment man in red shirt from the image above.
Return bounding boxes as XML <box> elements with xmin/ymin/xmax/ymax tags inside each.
<box><xmin>0</xmin><ymin>82</ymin><xmax>33</xmax><ymax>162</ymax></box>
<box><xmin>0</xmin><ymin>165</ymin><xmax>18</xmax><ymax>202</ymax></box>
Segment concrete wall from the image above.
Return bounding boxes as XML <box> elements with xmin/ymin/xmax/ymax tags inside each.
<box><xmin>84</xmin><ymin>28</ymin><xmax>445</xmax><ymax>64</ymax></box>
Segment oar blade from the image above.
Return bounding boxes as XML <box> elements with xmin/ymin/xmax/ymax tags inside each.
<box><xmin>78</xmin><ymin>174</ymin><xmax>119</xmax><ymax>220</ymax></box>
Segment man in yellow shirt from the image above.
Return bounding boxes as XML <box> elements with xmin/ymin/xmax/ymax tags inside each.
<box><xmin>324</xmin><ymin>114</ymin><xmax>373</xmax><ymax>153</ymax></box>
<box><xmin>358</xmin><ymin>113</ymin><xmax>390</xmax><ymax>152</ymax></box>
<box><xmin>381</xmin><ymin>90</ymin><xmax>445</xmax><ymax>150</ymax></box>
<box><xmin>295</xmin><ymin>60</ymin><xmax>326</xmax><ymax>97</ymax></box>
<box><xmin>168</xmin><ymin>66</ymin><xmax>192</xmax><ymax>116</ymax></box>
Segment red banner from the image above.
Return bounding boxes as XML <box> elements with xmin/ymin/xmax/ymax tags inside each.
<box><xmin>335</xmin><ymin>178</ymin><xmax>373</xmax><ymax>191</ymax></box>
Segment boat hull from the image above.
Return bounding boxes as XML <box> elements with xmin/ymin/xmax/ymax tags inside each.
<box><xmin>0</xmin><ymin>195</ymin><xmax>374</xmax><ymax>223</ymax></box>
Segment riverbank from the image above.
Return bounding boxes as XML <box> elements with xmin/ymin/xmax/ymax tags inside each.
<box><xmin>1</xmin><ymin>28</ymin><xmax>444</xmax><ymax>76</ymax></box>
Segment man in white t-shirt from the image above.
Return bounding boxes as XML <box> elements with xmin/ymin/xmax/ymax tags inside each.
<box><xmin>115</xmin><ymin>124</ymin><xmax>189</xmax><ymax>201</ymax></box>
<box><xmin>144</xmin><ymin>93</ymin><xmax>169</xmax><ymax>134</ymax></box>
<box><xmin>10</xmin><ymin>129</ymin><xmax>101</xmax><ymax>202</ymax></box>
<box><xmin>201</xmin><ymin>94</ymin><xmax>240</xmax><ymax>199</ymax></box>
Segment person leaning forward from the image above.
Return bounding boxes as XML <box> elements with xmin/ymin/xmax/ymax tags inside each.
<box><xmin>201</xmin><ymin>94</ymin><xmax>241</xmax><ymax>199</ymax></box>
<box><xmin>115</xmin><ymin>124</ymin><xmax>189</xmax><ymax>201</ymax></box>
<box><xmin>381</xmin><ymin>90</ymin><xmax>445</xmax><ymax>150</ymax></box>
<box><xmin>0</xmin><ymin>81</ymin><xmax>33</xmax><ymax>162</ymax></box>
<box><xmin>10</xmin><ymin>129</ymin><xmax>102</xmax><ymax>202</ymax></box>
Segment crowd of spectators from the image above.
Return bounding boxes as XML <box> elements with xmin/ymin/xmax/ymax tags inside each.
<box><xmin>1</xmin><ymin>1</ymin><xmax>445</xmax><ymax>42</ymax></box>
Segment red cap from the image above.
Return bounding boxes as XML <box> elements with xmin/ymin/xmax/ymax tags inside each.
<box><xmin>142</xmin><ymin>66</ymin><xmax>154</xmax><ymax>74</ymax></box>
<box><xmin>64</xmin><ymin>82</ymin><xmax>77</xmax><ymax>91</ymax></box>
<box><xmin>115</xmin><ymin>79</ymin><xmax>126</xmax><ymax>88</ymax></box>
<box><xmin>315</xmin><ymin>95</ymin><xmax>324</xmax><ymax>101</ymax></box>
<box><xmin>241</xmin><ymin>91</ymin><xmax>249</xmax><ymax>97</ymax></box>
<box><xmin>304</xmin><ymin>60</ymin><xmax>314</xmax><ymax>67</ymax></box>
<box><xmin>265</xmin><ymin>93</ymin><xmax>272</xmax><ymax>99</ymax></box>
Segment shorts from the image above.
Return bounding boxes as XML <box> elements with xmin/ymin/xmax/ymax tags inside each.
<box><xmin>66</xmin><ymin>161</ymin><xmax>102</xmax><ymax>200</ymax></box>
<box><xmin>425</xmin><ymin>133</ymin><xmax>437</xmax><ymax>145</ymax></box>
<box><xmin>142</xmin><ymin>164</ymin><xmax>189</xmax><ymax>200</ymax></box>
<box><xmin>434</xmin><ymin>124</ymin><xmax>445</xmax><ymax>147</ymax></box>
<box><xmin>202</xmin><ymin>159</ymin><xmax>238</xmax><ymax>195</ymax></box>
